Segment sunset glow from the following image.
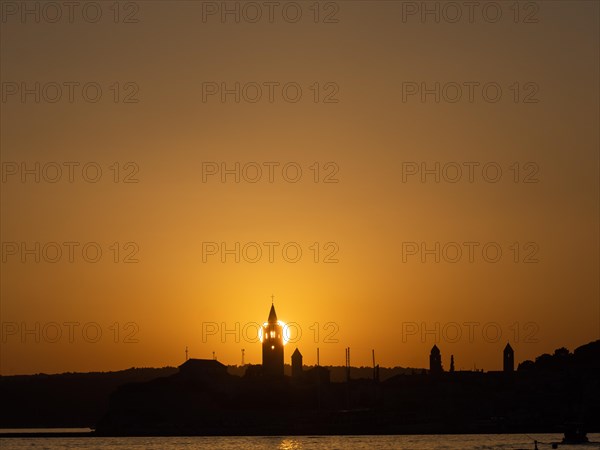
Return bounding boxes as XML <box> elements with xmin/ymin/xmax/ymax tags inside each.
<box><xmin>0</xmin><ymin>0</ymin><xmax>598</xmax><ymax>377</ymax></box>
<box><xmin>259</xmin><ymin>321</ymin><xmax>290</xmax><ymax>345</ymax></box>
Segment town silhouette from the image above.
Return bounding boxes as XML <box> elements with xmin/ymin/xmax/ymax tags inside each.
<box><xmin>1</xmin><ymin>303</ymin><xmax>599</xmax><ymax>443</ymax></box>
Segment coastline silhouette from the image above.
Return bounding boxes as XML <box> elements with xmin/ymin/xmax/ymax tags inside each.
<box><xmin>1</xmin><ymin>304</ymin><xmax>598</xmax><ymax>437</ymax></box>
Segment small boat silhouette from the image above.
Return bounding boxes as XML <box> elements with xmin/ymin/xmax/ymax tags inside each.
<box><xmin>548</xmin><ymin>423</ymin><xmax>593</xmax><ymax>448</ymax></box>
<box><xmin>561</xmin><ymin>423</ymin><xmax>590</xmax><ymax>445</ymax></box>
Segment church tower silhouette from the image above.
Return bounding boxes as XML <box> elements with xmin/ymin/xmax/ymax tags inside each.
<box><xmin>262</xmin><ymin>302</ymin><xmax>284</xmax><ymax>377</ymax></box>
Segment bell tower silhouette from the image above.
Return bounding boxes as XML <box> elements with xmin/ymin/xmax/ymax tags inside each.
<box><xmin>262</xmin><ymin>299</ymin><xmax>284</xmax><ymax>377</ymax></box>
<box><xmin>429</xmin><ymin>344</ymin><xmax>443</xmax><ymax>375</ymax></box>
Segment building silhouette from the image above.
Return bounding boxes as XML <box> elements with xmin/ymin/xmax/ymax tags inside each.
<box><xmin>262</xmin><ymin>303</ymin><xmax>284</xmax><ymax>377</ymax></box>
<box><xmin>504</xmin><ymin>342</ymin><xmax>515</xmax><ymax>372</ymax></box>
<box><xmin>292</xmin><ymin>348</ymin><xmax>303</xmax><ymax>379</ymax></box>
<box><xmin>429</xmin><ymin>344</ymin><xmax>443</xmax><ymax>374</ymax></box>
<box><xmin>178</xmin><ymin>358</ymin><xmax>227</xmax><ymax>379</ymax></box>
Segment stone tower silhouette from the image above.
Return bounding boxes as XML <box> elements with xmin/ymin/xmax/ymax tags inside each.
<box><xmin>429</xmin><ymin>344</ymin><xmax>443</xmax><ymax>374</ymax></box>
<box><xmin>503</xmin><ymin>342</ymin><xmax>514</xmax><ymax>372</ymax></box>
<box><xmin>262</xmin><ymin>303</ymin><xmax>284</xmax><ymax>377</ymax></box>
<box><xmin>291</xmin><ymin>348</ymin><xmax>303</xmax><ymax>379</ymax></box>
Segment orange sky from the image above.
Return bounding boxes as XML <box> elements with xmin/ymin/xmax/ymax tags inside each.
<box><xmin>1</xmin><ymin>1</ymin><xmax>598</xmax><ymax>375</ymax></box>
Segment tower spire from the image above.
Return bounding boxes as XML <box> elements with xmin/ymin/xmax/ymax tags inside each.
<box><xmin>268</xmin><ymin>302</ymin><xmax>278</xmax><ymax>323</ymax></box>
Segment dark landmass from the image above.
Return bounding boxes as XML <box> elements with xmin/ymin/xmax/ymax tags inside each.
<box><xmin>2</xmin><ymin>340</ymin><xmax>598</xmax><ymax>436</ymax></box>
<box><xmin>95</xmin><ymin>340</ymin><xmax>599</xmax><ymax>436</ymax></box>
<box><xmin>0</xmin><ymin>367</ymin><xmax>178</xmax><ymax>428</ymax></box>
<box><xmin>0</xmin><ymin>364</ymin><xmax>415</xmax><ymax>429</ymax></box>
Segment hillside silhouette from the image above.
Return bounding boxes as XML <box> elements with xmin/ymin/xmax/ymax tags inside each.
<box><xmin>0</xmin><ymin>367</ymin><xmax>177</xmax><ymax>428</ymax></box>
<box><xmin>0</xmin><ymin>365</ymin><xmax>415</xmax><ymax>429</ymax></box>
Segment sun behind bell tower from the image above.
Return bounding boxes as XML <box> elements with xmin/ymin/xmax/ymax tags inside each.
<box><xmin>262</xmin><ymin>300</ymin><xmax>284</xmax><ymax>378</ymax></box>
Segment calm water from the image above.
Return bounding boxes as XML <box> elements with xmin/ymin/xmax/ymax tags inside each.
<box><xmin>0</xmin><ymin>434</ymin><xmax>599</xmax><ymax>450</ymax></box>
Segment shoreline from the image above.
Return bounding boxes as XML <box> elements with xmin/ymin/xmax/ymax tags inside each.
<box><xmin>2</xmin><ymin>430</ymin><xmax>598</xmax><ymax>439</ymax></box>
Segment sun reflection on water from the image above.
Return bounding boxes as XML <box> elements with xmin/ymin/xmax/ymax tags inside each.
<box><xmin>278</xmin><ymin>438</ymin><xmax>303</xmax><ymax>449</ymax></box>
